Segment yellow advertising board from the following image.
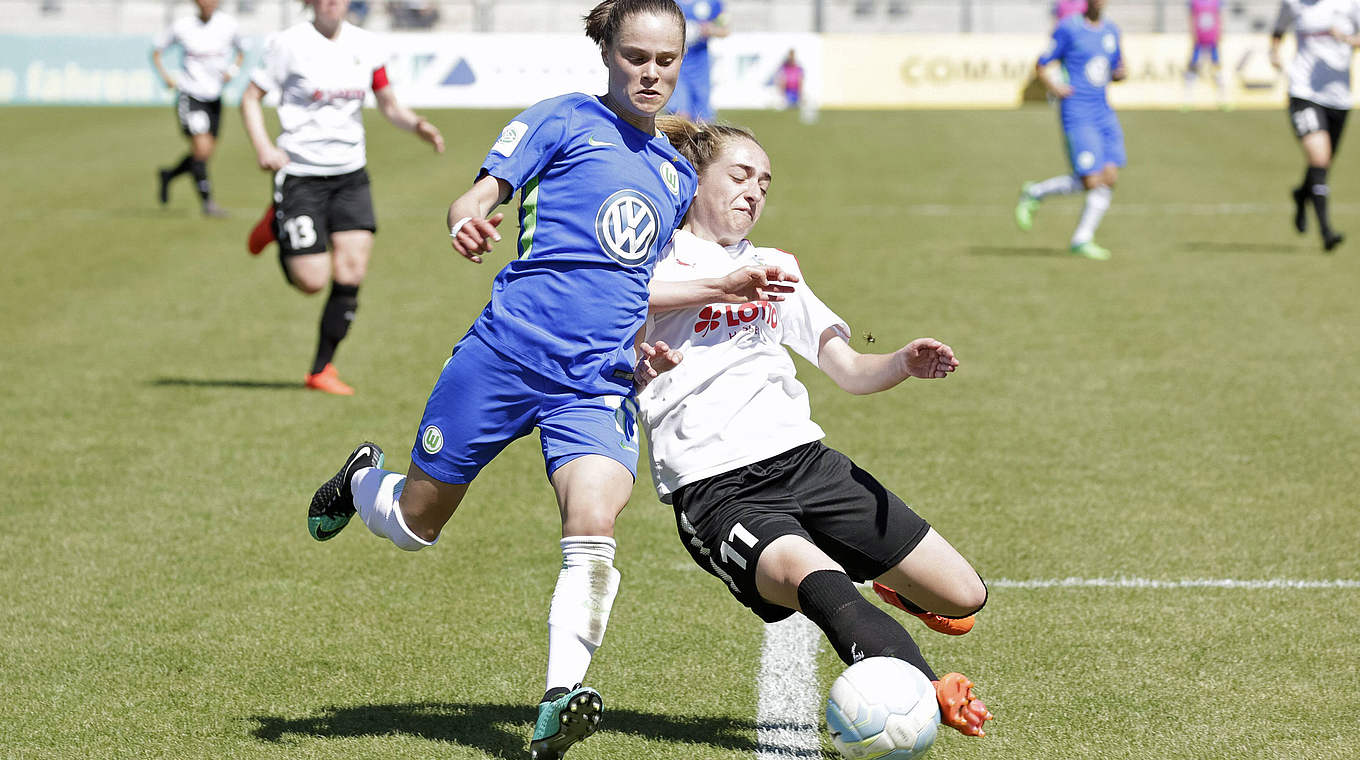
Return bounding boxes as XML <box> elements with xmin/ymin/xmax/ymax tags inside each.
<box><xmin>821</xmin><ymin>33</ymin><xmax>1296</xmax><ymax>110</ymax></box>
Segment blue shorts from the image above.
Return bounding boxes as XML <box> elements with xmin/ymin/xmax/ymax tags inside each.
<box><xmin>670</xmin><ymin>74</ymin><xmax>714</xmax><ymax>122</ymax></box>
<box><xmin>410</xmin><ymin>333</ymin><xmax>640</xmax><ymax>485</ymax></box>
<box><xmin>1064</xmin><ymin>113</ymin><xmax>1127</xmax><ymax>177</ymax></box>
<box><xmin>1190</xmin><ymin>43</ymin><xmax>1220</xmax><ymax>68</ymax></box>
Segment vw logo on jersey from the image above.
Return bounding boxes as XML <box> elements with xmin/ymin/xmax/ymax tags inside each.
<box><xmin>595</xmin><ymin>189</ymin><xmax>660</xmax><ymax>266</ymax></box>
<box><xmin>659</xmin><ymin>161</ymin><xmax>680</xmax><ymax>196</ymax></box>
<box><xmin>1102</xmin><ymin>33</ymin><xmax>1116</xmax><ymax>54</ymax></box>
<box><xmin>1085</xmin><ymin>56</ymin><xmax>1110</xmax><ymax>87</ymax></box>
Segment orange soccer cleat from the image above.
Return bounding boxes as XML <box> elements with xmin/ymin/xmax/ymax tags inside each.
<box><xmin>934</xmin><ymin>672</ymin><xmax>992</xmax><ymax>737</ymax></box>
<box><xmin>872</xmin><ymin>582</ymin><xmax>975</xmax><ymax>636</ymax></box>
<box><xmin>304</xmin><ymin>364</ymin><xmax>354</xmax><ymax>396</ymax></box>
<box><xmin>247</xmin><ymin>203</ymin><xmax>276</xmax><ymax>255</ymax></box>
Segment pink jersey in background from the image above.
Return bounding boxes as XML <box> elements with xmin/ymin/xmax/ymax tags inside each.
<box><xmin>1190</xmin><ymin>0</ymin><xmax>1222</xmax><ymax>45</ymax></box>
<box><xmin>1054</xmin><ymin>0</ymin><xmax>1088</xmax><ymax>21</ymax></box>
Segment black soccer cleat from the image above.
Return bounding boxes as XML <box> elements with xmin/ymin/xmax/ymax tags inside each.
<box><xmin>308</xmin><ymin>442</ymin><xmax>383</xmax><ymax>541</ymax></box>
<box><xmin>1292</xmin><ymin>187</ymin><xmax>1308</xmax><ymax>234</ymax></box>
<box><xmin>1324</xmin><ymin>231</ymin><xmax>1345</xmax><ymax>252</ymax></box>
<box><xmin>158</xmin><ymin>168</ymin><xmax>171</xmax><ymax>206</ymax></box>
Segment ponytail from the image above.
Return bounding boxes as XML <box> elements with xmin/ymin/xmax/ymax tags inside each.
<box><xmin>657</xmin><ymin>115</ymin><xmax>759</xmax><ymax>175</ymax></box>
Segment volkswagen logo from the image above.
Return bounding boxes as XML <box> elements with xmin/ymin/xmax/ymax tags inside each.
<box><xmin>595</xmin><ymin>189</ymin><xmax>660</xmax><ymax>266</ymax></box>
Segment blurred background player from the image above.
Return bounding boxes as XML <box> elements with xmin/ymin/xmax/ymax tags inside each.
<box><xmin>1015</xmin><ymin>0</ymin><xmax>1127</xmax><ymax>260</ymax></box>
<box><xmin>1271</xmin><ymin>0</ymin><xmax>1360</xmax><ymax>252</ymax></box>
<box><xmin>1054</xmin><ymin>0</ymin><xmax>1088</xmax><ymax>25</ymax></box>
<box><xmin>1184</xmin><ymin>0</ymin><xmax>1228</xmax><ymax>109</ymax></box>
<box><xmin>670</xmin><ymin>0</ymin><xmax>729</xmax><ymax>122</ymax></box>
<box><xmin>304</xmin><ymin>2</ymin><xmax>694</xmax><ymax>758</ymax></box>
<box><xmin>776</xmin><ymin>48</ymin><xmax>804</xmax><ymax>110</ymax></box>
<box><xmin>151</xmin><ymin>0</ymin><xmax>245</xmax><ymax>218</ymax></box>
<box><xmin>639</xmin><ymin>116</ymin><xmax>992</xmax><ymax>738</ymax></box>
<box><xmin>241</xmin><ymin>0</ymin><xmax>444</xmax><ymax>394</ymax></box>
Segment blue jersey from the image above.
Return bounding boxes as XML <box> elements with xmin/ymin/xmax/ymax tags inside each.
<box><xmin>678</xmin><ymin>0</ymin><xmax>724</xmax><ymax>62</ymax></box>
<box><xmin>1038</xmin><ymin>15</ymin><xmax>1123</xmax><ymax>128</ymax></box>
<box><xmin>472</xmin><ymin>93</ymin><xmax>697</xmax><ymax>395</ymax></box>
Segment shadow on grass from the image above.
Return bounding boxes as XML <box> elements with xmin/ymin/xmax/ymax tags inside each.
<box><xmin>249</xmin><ymin>701</ymin><xmax>756</xmax><ymax>758</ymax></box>
<box><xmin>151</xmin><ymin>377</ymin><xmax>302</xmax><ymax>390</ymax></box>
<box><xmin>967</xmin><ymin>245</ymin><xmax>1066</xmax><ymax>257</ymax></box>
<box><xmin>1181</xmin><ymin>240</ymin><xmax>1311</xmax><ymax>255</ymax></box>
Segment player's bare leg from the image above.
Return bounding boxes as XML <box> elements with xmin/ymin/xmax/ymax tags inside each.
<box><xmin>873</xmin><ymin>528</ymin><xmax>986</xmax><ymax>636</ymax></box>
<box><xmin>530</xmin><ymin>456</ymin><xmax>631</xmax><ymax>758</ymax></box>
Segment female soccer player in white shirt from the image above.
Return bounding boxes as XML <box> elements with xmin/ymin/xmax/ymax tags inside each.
<box><xmin>152</xmin><ymin>0</ymin><xmax>244</xmax><ymax>217</ymax></box>
<box><xmin>637</xmin><ymin>117</ymin><xmax>994</xmax><ymax>739</ymax></box>
<box><xmin>1272</xmin><ymin>0</ymin><xmax>1360</xmax><ymax>251</ymax></box>
<box><xmin>241</xmin><ymin>0</ymin><xmax>444</xmax><ymax>394</ymax></box>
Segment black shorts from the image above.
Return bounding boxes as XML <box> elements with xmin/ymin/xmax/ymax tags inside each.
<box><xmin>1289</xmin><ymin>97</ymin><xmax>1350</xmax><ymax>153</ymax></box>
<box><xmin>672</xmin><ymin>441</ymin><xmax>931</xmax><ymax>623</ymax></box>
<box><xmin>176</xmin><ymin>93</ymin><xmax>221</xmax><ymax>138</ymax></box>
<box><xmin>271</xmin><ymin>168</ymin><xmax>377</xmax><ymax>259</ymax></box>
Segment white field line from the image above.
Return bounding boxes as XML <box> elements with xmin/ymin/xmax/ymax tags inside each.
<box><xmin>755</xmin><ymin>615</ymin><xmax>823</xmax><ymax>760</ymax></box>
<box><xmin>843</xmin><ymin>201</ymin><xmax>1360</xmax><ymax>217</ymax></box>
<box><xmin>987</xmin><ymin>577</ymin><xmax>1360</xmax><ymax>589</ymax></box>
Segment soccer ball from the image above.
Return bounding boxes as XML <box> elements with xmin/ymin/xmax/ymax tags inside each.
<box><xmin>825</xmin><ymin>657</ymin><xmax>940</xmax><ymax>760</ymax></box>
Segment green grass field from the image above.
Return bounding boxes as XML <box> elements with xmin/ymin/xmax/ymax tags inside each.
<box><xmin>3</xmin><ymin>104</ymin><xmax>1359</xmax><ymax>760</ymax></box>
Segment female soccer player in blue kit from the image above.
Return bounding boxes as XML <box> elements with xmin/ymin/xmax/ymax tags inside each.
<box><xmin>304</xmin><ymin>1</ymin><xmax>696</xmax><ymax>758</ymax></box>
<box><xmin>1014</xmin><ymin>0</ymin><xmax>1127</xmax><ymax>260</ymax></box>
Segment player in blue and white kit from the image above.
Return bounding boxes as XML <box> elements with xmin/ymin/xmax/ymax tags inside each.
<box><xmin>305</xmin><ymin>2</ymin><xmax>695</xmax><ymax>758</ymax></box>
<box><xmin>669</xmin><ymin>0</ymin><xmax>728</xmax><ymax>122</ymax></box>
<box><xmin>1014</xmin><ymin>0</ymin><xmax>1127</xmax><ymax>260</ymax></box>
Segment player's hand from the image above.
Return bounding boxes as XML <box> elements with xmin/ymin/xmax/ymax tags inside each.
<box><xmin>1269</xmin><ymin>48</ymin><xmax>1283</xmax><ymax>71</ymax></box>
<box><xmin>718</xmin><ymin>265</ymin><xmax>799</xmax><ymax>302</ymax></box>
<box><xmin>162</xmin><ymin>75</ymin><xmax>178</xmax><ymax>91</ymax></box>
<box><xmin>416</xmin><ymin>119</ymin><xmax>445</xmax><ymax>153</ymax></box>
<box><xmin>449</xmin><ymin>212</ymin><xmax>503</xmax><ymax>264</ymax></box>
<box><xmin>900</xmin><ymin>338</ymin><xmax>958</xmax><ymax>380</ymax></box>
<box><xmin>1050</xmin><ymin>82</ymin><xmax>1074</xmax><ymax>98</ymax></box>
<box><xmin>256</xmin><ymin>146</ymin><xmax>289</xmax><ymax>171</ymax></box>
<box><xmin>635</xmin><ymin>340</ymin><xmax>683</xmax><ymax>390</ymax></box>
<box><xmin>1112</xmin><ymin>63</ymin><xmax>1127</xmax><ymax>82</ymax></box>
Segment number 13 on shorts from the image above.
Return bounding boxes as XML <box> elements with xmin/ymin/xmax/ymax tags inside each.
<box><xmin>720</xmin><ymin>522</ymin><xmax>758</xmax><ymax>570</ymax></box>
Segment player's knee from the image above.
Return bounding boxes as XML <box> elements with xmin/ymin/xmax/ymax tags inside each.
<box><xmin>289</xmin><ymin>272</ymin><xmax>327</xmax><ymax>294</ymax></box>
<box><xmin>940</xmin><ymin>574</ymin><xmax>988</xmax><ymax>618</ymax></box>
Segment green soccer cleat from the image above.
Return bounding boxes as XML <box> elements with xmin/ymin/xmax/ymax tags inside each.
<box><xmin>1069</xmin><ymin>241</ymin><xmax>1112</xmax><ymax>261</ymax></box>
<box><xmin>530</xmin><ymin>685</ymin><xmax>603</xmax><ymax>760</ymax></box>
<box><xmin>1014</xmin><ymin>184</ymin><xmax>1040</xmax><ymax>231</ymax></box>
<box><xmin>308</xmin><ymin>442</ymin><xmax>383</xmax><ymax>541</ymax></box>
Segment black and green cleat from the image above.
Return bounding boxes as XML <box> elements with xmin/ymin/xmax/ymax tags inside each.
<box><xmin>308</xmin><ymin>442</ymin><xmax>383</xmax><ymax>541</ymax></box>
<box><xmin>530</xmin><ymin>685</ymin><xmax>602</xmax><ymax>760</ymax></box>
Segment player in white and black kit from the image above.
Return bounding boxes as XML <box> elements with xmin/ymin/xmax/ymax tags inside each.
<box><xmin>152</xmin><ymin>0</ymin><xmax>244</xmax><ymax>218</ymax></box>
<box><xmin>637</xmin><ymin>117</ymin><xmax>993</xmax><ymax>739</ymax></box>
<box><xmin>1271</xmin><ymin>0</ymin><xmax>1360</xmax><ymax>251</ymax></box>
<box><xmin>241</xmin><ymin>0</ymin><xmax>444</xmax><ymax>394</ymax></box>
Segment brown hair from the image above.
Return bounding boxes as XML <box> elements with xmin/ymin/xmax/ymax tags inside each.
<box><xmin>657</xmin><ymin>115</ymin><xmax>761</xmax><ymax>175</ymax></box>
<box><xmin>583</xmin><ymin>0</ymin><xmax>686</xmax><ymax>47</ymax></box>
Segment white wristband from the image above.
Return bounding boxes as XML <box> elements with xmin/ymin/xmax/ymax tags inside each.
<box><xmin>449</xmin><ymin>216</ymin><xmax>473</xmax><ymax>240</ymax></box>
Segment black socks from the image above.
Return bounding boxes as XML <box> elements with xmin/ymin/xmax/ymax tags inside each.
<box><xmin>311</xmin><ymin>282</ymin><xmax>359</xmax><ymax>375</ymax></box>
<box><xmin>797</xmin><ymin>569</ymin><xmax>936</xmax><ymax>680</ymax></box>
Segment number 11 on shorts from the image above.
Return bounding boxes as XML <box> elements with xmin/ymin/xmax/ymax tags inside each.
<box><xmin>719</xmin><ymin>522</ymin><xmax>757</xmax><ymax>570</ymax></box>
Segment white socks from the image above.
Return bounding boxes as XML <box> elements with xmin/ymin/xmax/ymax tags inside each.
<box><xmin>545</xmin><ymin>536</ymin><xmax>621</xmax><ymax>693</ymax></box>
<box><xmin>350</xmin><ymin>468</ymin><xmax>434</xmax><ymax>551</ymax></box>
<box><xmin>1072</xmin><ymin>185</ymin><xmax>1113</xmax><ymax>246</ymax></box>
<box><xmin>1028</xmin><ymin>174</ymin><xmax>1083</xmax><ymax>199</ymax></box>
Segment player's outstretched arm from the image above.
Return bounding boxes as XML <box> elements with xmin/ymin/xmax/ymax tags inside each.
<box><xmin>241</xmin><ymin>82</ymin><xmax>289</xmax><ymax>171</ymax></box>
<box><xmin>818</xmin><ymin>334</ymin><xmax>958</xmax><ymax>396</ymax></box>
<box><xmin>649</xmin><ymin>265</ymin><xmax>798</xmax><ymax>312</ymax></box>
<box><xmin>447</xmin><ymin>174</ymin><xmax>511</xmax><ymax>264</ymax></box>
<box><xmin>374</xmin><ymin>86</ymin><xmax>445</xmax><ymax>153</ymax></box>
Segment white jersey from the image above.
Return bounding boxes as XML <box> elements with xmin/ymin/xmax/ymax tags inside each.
<box><xmin>153</xmin><ymin>11</ymin><xmax>244</xmax><ymax>102</ymax></box>
<box><xmin>1274</xmin><ymin>0</ymin><xmax>1360</xmax><ymax>109</ymax></box>
<box><xmin>250</xmin><ymin>21</ymin><xmax>390</xmax><ymax>177</ymax></box>
<box><xmin>637</xmin><ymin>230</ymin><xmax>850</xmax><ymax>501</ymax></box>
